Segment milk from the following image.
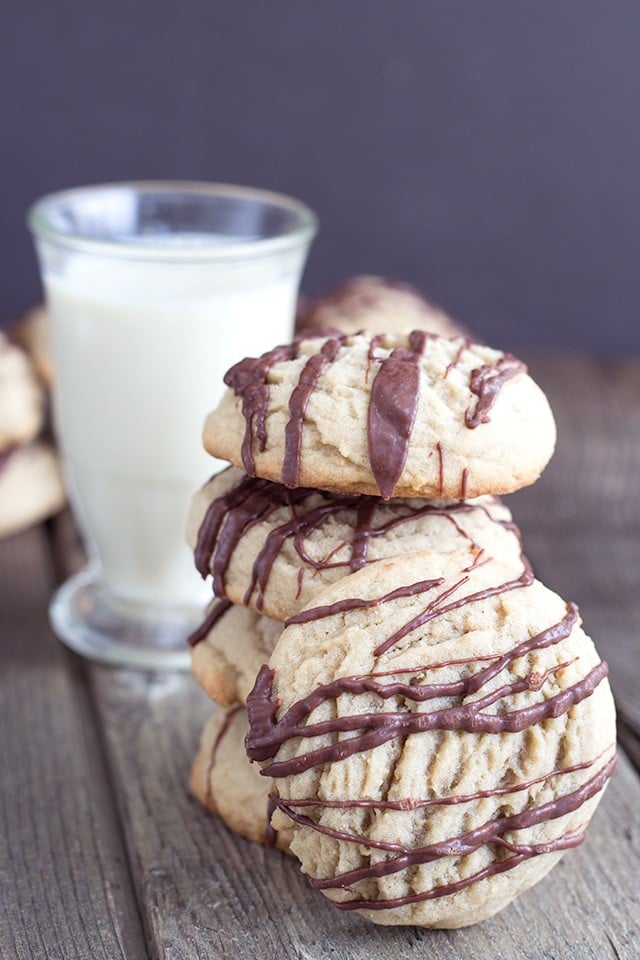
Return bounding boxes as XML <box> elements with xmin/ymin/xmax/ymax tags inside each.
<box><xmin>44</xmin><ymin>249</ymin><xmax>300</xmax><ymax>608</ymax></box>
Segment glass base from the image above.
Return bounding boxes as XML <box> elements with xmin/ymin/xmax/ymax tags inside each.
<box><xmin>50</xmin><ymin>567</ymin><xmax>199</xmax><ymax>670</ymax></box>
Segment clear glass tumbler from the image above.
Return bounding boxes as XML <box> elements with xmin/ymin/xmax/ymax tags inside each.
<box><xmin>28</xmin><ymin>181</ymin><xmax>317</xmax><ymax>669</ymax></box>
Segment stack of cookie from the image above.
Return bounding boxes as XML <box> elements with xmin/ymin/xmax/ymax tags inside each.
<box><xmin>0</xmin><ymin>330</ymin><xmax>64</xmax><ymax>538</ymax></box>
<box><xmin>188</xmin><ymin>279</ymin><xmax>467</xmax><ymax>849</ymax></box>
<box><xmin>187</xmin><ymin>319</ymin><xmax>616</xmax><ymax>926</ymax></box>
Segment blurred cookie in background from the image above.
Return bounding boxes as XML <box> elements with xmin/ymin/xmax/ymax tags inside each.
<box><xmin>0</xmin><ymin>328</ymin><xmax>65</xmax><ymax>538</ymax></box>
<box><xmin>0</xmin><ymin>442</ymin><xmax>65</xmax><ymax>539</ymax></box>
<box><xmin>10</xmin><ymin>304</ymin><xmax>54</xmax><ymax>389</ymax></box>
<box><xmin>0</xmin><ymin>330</ymin><xmax>44</xmax><ymax>450</ymax></box>
<box><xmin>296</xmin><ymin>275</ymin><xmax>465</xmax><ymax>338</ymax></box>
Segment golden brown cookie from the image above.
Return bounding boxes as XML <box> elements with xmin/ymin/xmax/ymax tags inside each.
<box><xmin>187</xmin><ymin>466</ymin><xmax>523</xmax><ymax>622</ymax></box>
<box><xmin>10</xmin><ymin>304</ymin><xmax>54</xmax><ymax>388</ymax></box>
<box><xmin>203</xmin><ymin>331</ymin><xmax>555</xmax><ymax>500</ymax></box>
<box><xmin>0</xmin><ymin>331</ymin><xmax>44</xmax><ymax>450</ymax></box>
<box><xmin>0</xmin><ymin>442</ymin><xmax>65</xmax><ymax>538</ymax></box>
<box><xmin>246</xmin><ymin>551</ymin><xmax>616</xmax><ymax>927</ymax></box>
<box><xmin>190</xmin><ymin>706</ymin><xmax>291</xmax><ymax>852</ymax></box>
<box><xmin>189</xmin><ymin>601</ymin><xmax>281</xmax><ymax>706</ymax></box>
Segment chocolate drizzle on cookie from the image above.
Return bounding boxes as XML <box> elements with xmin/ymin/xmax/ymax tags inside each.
<box><xmin>224</xmin><ymin>342</ymin><xmax>298</xmax><ymax>475</ymax></box>
<box><xmin>325</xmin><ymin>754</ymin><xmax>614</xmax><ymax>911</ymax></box>
<box><xmin>283</xmin><ymin>337</ymin><xmax>343</xmax><ymax>487</ymax></box>
<box><xmin>247</xmin><ymin>601</ymin><xmax>608</xmax><ymax>772</ymax></box>
<box><xmin>222</xmin><ymin>332</ymin><xmax>529</xmax><ymax>498</ymax></box>
<box><xmin>465</xmin><ymin>354</ymin><xmax>526</xmax><ymax>429</ymax></box>
<box><xmin>273</xmin><ymin>750</ymin><xmax>611</xmax><ymax>813</ymax></box>
<box><xmin>187</xmin><ymin>597</ymin><xmax>232</xmax><ymax>647</ymax></box>
<box><xmin>204</xmin><ymin>705</ymin><xmax>242</xmax><ymax>807</ymax></box>
<box><xmin>245</xmin><ymin>566</ymin><xmax>613</xmax><ymax>909</ymax></box>
<box><xmin>284</xmin><ymin>557</ymin><xmax>535</xmax><ymax>658</ymax></box>
<box><xmin>271</xmin><ymin>752</ymin><xmax>615</xmax><ymax>901</ymax></box>
<box><xmin>436</xmin><ymin>442</ymin><xmax>445</xmax><ymax>496</ymax></box>
<box><xmin>367</xmin><ymin>330</ymin><xmax>428</xmax><ymax>498</ymax></box>
<box><xmin>193</xmin><ymin>470</ymin><xmax>518</xmax><ymax>617</ymax></box>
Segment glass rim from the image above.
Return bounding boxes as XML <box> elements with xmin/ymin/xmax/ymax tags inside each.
<box><xmin>27</xmin><ymin>180</ymin><xmax>318</xmax><ymax>262</ymax></box>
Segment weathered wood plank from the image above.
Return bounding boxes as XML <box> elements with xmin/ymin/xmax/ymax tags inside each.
<box><xmin>0</xmin><ymin>528</ymin><xmax>148</xmax><ymax>960</ymax></box>
<box><xmin>89</xmin><ymin>667</ymin><xmax>640</xmax><ymax>960</ymax></box>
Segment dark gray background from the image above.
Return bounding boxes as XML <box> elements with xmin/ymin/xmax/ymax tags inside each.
<box><xmin>3</xmin><ymin>1</ymin><xmax>640</xmax><ymax>353</ymax></box>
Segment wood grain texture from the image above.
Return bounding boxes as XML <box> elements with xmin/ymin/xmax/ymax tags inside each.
<box><xmin>0</xmin><ymin>527</ymin><xmax>148</xmax><ymax>960</ymax></box>
<box><xmin>88</xmin><ymin>668</ymin><xmax>640</xmax><ymax>960</ymax></box>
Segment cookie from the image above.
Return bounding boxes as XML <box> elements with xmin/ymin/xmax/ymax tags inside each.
<box><xmin>189</xmin><ymin>601</ymin><xmax>281</xmax><ymax>707</ymax></box>
<box><xmin>190</xmin><ymin>706</ymin><xmax>291</xmax><ymax>852</ymax></box>
<box><xmin>0</xmin><ymin>442</ymin><xmax>66</xmax><ymax>538</ymax></box>
<box><xmin>10</xmin><ymin>304</ymin><xmax>54</xmax><ymax>388</ymax></box>
<box><xmin>296</xmin><ymin>277</ymin><xmax>463</xmax><ymax>339</ymax></box>
<box><xmin>203</xmin><ymin>331</ymin><xmax>555</xmax><ymax>500</ymax></box>
<box><xmin>246</xmin><ymin>551</ymin><xmax>616</xmax><ymax>927</ymax></box>
<box><xmin>0</xmin><ymin>331</ymin><xmax>44</xmax><ymax>450</ymax></box>
<box><xmin>187</xmin><ymin>466</ymin><xmax>523</xmax><ymax>622</ymax></box>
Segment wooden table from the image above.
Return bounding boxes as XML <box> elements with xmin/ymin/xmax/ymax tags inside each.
<box><xmin>1</xmin><ymin>355</ymin><xmax>639</xmax><ymax>960</ymax></box>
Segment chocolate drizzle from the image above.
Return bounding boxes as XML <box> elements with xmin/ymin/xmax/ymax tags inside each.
<box><xmin>444</xmin><ymin>338</ymin><xmax>471</xmax><ymax>378</ymax></box>
<box><xmin>367</xmin><ymin>331</ymin><xmax>428</xmax><ymax>498</ymax></box>
<box><xmin>273</xmin><ymin>751</ymin><xmax>610</xmax><ymax>812</ymax></box>
<box><xmin>465</xmin><ymin>354</ymin><xmax>527</xmax><ymax>429</ymax></box>
<box><xmin>271</xmin><ymin>753</ymin><xmax>615</xmax><ymax>888</ymax></box>
<box><xmin>220</xmin><ymin>332</ymin><xmax>529</xmax><ymax>497</ymax></box>
<box><xmin>204</xmin><ymin>705</ymin><xmax>242</xmax><ymax>807</ymax></box>
<box><xmin>187</xmin><ymin>598</ymin><xmax>231</xmax><ymax>647</ymax></box>
<box><xmin>282</xmin><ymin>337</ymin><xmax>343</xmax><ymax>487</ymax></box>
<box><xmin>373</xmin><ymin>559</ymin><xmax>534</xmax><ymax>656</ymax></box>
<box><xmin>436</xmin><ymin>442</ymin><xmax>444</xmax><ymax>496</ymax></box>
<box><xmin>224</xmin><ymin>343</ymin><xmax>298</xmax><ymax>475</ymax></box>
<box><xmin>193</xmin><ymin>470</ymin><xmax>516</xmax><ymax>619</ymax></box>
<box><xmin>284</xmin><ymin>578</ymin><xmax>446</xmax><ymax>628</ymax></box>
<box><xmin>245</xmin><ymin>568</ymin><xmax>613</xmax><ymax>908</ymax></box>
<box><xmin>247</xmin><ymin>604</ymin><xmax>608</xmax><ymax>774</ymax></box>
<box><xmin>284</xmin><ymin>558</ymin><xmax>534</xmax><ymax>657</ymax></box>
<box><xmin>350</xmin><ymin>498</ymin><xmax>378</xmax><ymax>571</ymax></box>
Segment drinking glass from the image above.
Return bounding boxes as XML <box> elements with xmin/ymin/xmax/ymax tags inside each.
<box><xmin>28</xmin><ymin>181</ymin><xmax>317</xmax><ymax>669</ymax></box>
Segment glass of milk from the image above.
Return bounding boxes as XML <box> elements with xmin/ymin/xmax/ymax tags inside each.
<box><xmin>28</xmin><ymin>181</ymin><xmax>317</xmax><ymax>669</ymax></box>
